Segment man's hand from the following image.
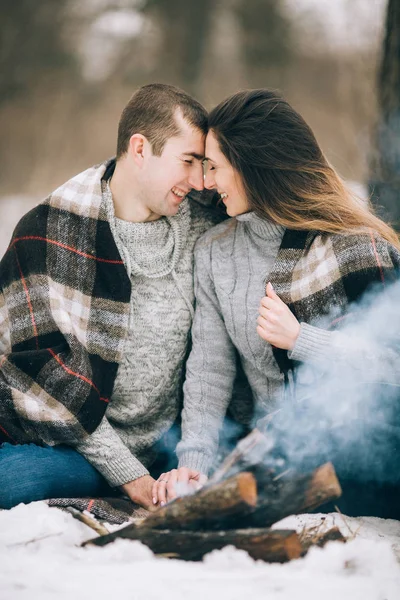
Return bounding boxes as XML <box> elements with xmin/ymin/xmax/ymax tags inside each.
<box><xmin>121</xmin><ymin>474</ymin><xmax>156</xmax><ymax>510</ymax></box>
<box><xmin>257</xmin><ymin>282</ymin><xmax>300</xmax><ymax>350</ymax></box>
<box><xmin>152</xmin><ymin>467</ymin><xmax>208</xmax><ymax>506</ymax></box>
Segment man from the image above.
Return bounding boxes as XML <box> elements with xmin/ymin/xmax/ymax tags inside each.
<box><xmin>0</xmin><ymin>83</ymin><xmax>222</xmax><ymax>510</ymax></box>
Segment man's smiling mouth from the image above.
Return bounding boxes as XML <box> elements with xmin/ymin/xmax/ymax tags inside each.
<box><xmin>172</xmin><ymin>187</ymin><xmax>187</xmax><ymax>199</ymax></box>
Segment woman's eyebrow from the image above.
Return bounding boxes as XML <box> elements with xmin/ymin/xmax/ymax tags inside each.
<box><xmin>204</xmin><ymin>157</ymin><xmax>216</xmax><ymax>164</ymax></box>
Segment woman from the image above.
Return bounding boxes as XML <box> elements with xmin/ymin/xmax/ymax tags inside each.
<box><xmin>152</xmin><ymin>89</ymin><xmax>400</xmax><ymax>513</ymax></box>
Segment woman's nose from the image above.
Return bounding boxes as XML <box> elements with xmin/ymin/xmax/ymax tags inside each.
<box><xmin>204</xmin><ymin>170</ymin><xmax>216</xmax><ymax>190</ymax></box>
<box><xmin>188</xmin><ymin>165</ymin><xmax>204</xmax><ymax>191</ymax></box>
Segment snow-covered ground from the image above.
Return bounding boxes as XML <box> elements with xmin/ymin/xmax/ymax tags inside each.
<box><xmin>1</xmin><ymin>502</ymin><xmax>399</xmax><ymax>600</ymax></box>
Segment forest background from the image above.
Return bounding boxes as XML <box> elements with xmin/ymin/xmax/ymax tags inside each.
<box><xmin>0</xmin><ymin>0</ymin><xmax>392</xmax><ymax>213</ymax></box>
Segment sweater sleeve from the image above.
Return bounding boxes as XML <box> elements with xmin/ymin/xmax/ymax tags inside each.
<box><xmin>288</xmin><ymin>321</ymin><xmax>399</xmax><ymax>380</ymax></box>
<box><xmin>176</xmin><ymin>242</ymin><xmax>237</xmax><ymax>476</ymax></box>
<box><xmin>74</xmin><ymin>417</ymin><xmax>149</xmax><ymax>487</ymax></box>
<box><xmin>288</xmin><ymin>323</ymin><xmax>334</xmax><ymax>363</ymax></box>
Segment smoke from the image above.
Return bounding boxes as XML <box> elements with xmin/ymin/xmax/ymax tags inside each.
<box><xmin>146</xmin><ymin>277</ymin><xmax>400</xmax><ymax>512</ymax></box>
<box><xmin>256</xmin><ymin>277</ymin><xmax>400</xmax><ymax>490</ymax></box>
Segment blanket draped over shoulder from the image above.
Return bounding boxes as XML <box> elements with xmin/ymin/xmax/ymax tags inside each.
<box><xmin>0</xmin><ymin>160</ymin><xmax>132</xmax><ymax>445</ymax></box>
<box><xmin>269</xmin><ymin>228</ymin><xmax>400</xmax><ymax>373</ymax></box>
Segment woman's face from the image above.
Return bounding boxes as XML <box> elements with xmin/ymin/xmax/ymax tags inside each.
<box><xmin>204</xmin><ymin>130</ymin><xmax>249</xmax><ymax>217</ymax></box>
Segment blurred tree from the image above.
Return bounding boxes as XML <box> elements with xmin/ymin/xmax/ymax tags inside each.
<box><xmin>233</xmin><ymin>0</ymin><xmax>293</xmax><ymax>87</ymax></box>
<box><xmin>370</xmin><ymin>0</ymin><xmax>400</xmax><ymax>230</ymax></box>
<box><xmin>137</xmin><ymin>0</ymin><xmax>215</xmax><ymax>94</ymax></box>
<box><xmin>0</xmin><ymin>0</ymin><xmax>76</xmax><ymax>104</ymax></box>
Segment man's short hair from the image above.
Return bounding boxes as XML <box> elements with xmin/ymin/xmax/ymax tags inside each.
<box><xmin>116</xmin><ymin>83</ymin><xmax>208</xmax><ymax>159</ymax></box>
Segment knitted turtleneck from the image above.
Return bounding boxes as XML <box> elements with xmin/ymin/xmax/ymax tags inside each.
<box><xmin>114</xmin><ymin>197</ymin><xmax>190</xmax><ymax>278</ymax></box>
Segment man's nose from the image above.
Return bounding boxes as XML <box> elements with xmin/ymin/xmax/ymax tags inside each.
<box><xmin>188</xmin><ymin>164</ymin><xmax>204</xmax><ymax>191</ymax></box>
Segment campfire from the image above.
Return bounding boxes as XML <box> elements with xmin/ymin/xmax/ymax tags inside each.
<box><xmin>83</xmin><ymin>429</ymin><xmax>344</xmax><ymax>562</ymax></box>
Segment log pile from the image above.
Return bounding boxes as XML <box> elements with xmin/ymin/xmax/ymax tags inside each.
<box><xmin>84</xmin><ymin>429</ymin><xmax>343</xmax><ymax>562</ymax></box>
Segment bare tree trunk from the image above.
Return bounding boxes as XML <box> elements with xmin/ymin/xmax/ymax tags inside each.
<box><xmin>370</xmin><ymin>0</ymin><xmax>400</xmax><ymax>230</ymax></box>
<box><xmin>143</xmin><ymin>0</ymin><xmax>214</xmax><ymax>95</ymax></box>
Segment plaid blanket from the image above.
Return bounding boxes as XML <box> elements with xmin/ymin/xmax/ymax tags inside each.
<box><xmin>0</xmin><ymin>160</ymin><xmax>132</xmax><ymax>446</ymax></box>
<box><xmin>269</xmin><ymin>228</ymin><xmax>400</xmax><ymax>372</ymax></box>
<box><xmin>0</xmin><ymin>159</ymin><xmax>223</xmax><ymax>448</ymax></box>
<box><xmin>48</xmin><ymin>496</ymin><xmax>149</xmax><ymax>525</ymax></box>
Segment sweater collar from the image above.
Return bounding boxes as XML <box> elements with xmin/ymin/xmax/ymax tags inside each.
<box><xmin>236</xmin><ymin>211</ymin><xmax>285</xmax><ymax>240</ymax></box>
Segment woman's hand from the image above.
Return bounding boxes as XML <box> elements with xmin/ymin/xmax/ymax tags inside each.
<box><xmin>152</xmin><ymin>467</ymin><xmax>208</xmax><ymax>506</ymax></box>
<box><xmin>257</xmin><ymin>282</ymin><xmax>300</xmax><ymax>350</ymax></box>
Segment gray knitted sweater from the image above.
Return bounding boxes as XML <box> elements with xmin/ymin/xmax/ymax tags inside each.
<box><xmin>176</xmin><ymin>213</ymin><xmax>332</xmax><ymax>475</ymax></box>
<box><xmin>75</xmin><ymin>184</ymin><xmax>220</xmax><ymax>486</ymax></box>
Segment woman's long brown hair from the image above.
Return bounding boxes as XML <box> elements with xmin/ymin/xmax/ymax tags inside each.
<box><xmin>208</xmin><ymin>89</ymin><xmax>400</xmax><ymax>249</ymax></box>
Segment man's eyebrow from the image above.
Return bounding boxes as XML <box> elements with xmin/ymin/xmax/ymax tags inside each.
<box><xmin>182</xmin><ymin>152</ymin><xmax>204</xmax><ymax>160</ymax></box>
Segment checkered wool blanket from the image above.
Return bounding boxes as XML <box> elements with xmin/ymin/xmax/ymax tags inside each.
<box><xmin>268</xmin><ymin>228</ymin><xmax>400</xmax><ymax>373</ymax></box>
<box><xmin>48</xmin><ymin>496</ymin><xmax>149</xmax><ymax>525</ymax></box>
<box><xmin>0</xmin><ymin>160</ymin><xmax>132</xmax><ymax>446</ymax></box>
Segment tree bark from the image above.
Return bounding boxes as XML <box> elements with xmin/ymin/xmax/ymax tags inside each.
<box><xmin>370</xmin><ymin>0</ymin><xmax>400</xmax><ymax>229</ymax></box>
<box><xmin>141</xmin><ymin>0</ymin><xmax>214</xmax><ymax>95</ymax></box>
<box><xmin>84</xmin><ymin>527</ymin><xmax>302</xmax><ymax>563</ymax></box>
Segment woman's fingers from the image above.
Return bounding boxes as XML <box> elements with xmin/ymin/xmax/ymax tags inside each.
<box><xmin>152</xmin><ymin>468</ymin><xmax>204</xmax><ymax>506</ymax></box>
<box><xmin>166</xmin><ymin>469</ymin><xmax>179</xmax><ymax>502</ymax></box>
<box><xmin>260</xmin><ymin>295</ymin><xmax>275</xmax><ymax>310</ymax></box>
<box><xmin>189</xmin><ymin>472</ymin><xmax>208</xmax><ymax>491</ymax></box>
<box><xmin>151</xmin><ymin>479</ymin><xmax>158</xmax><ymax>505</ymax></box>
<box><xmin>256</xmin><ymin>323</ymin><xmax>274</xmax><ymax>344</ymax></box>
<box><xmin>258</xmin><ymin>306</ymin><xmax>278</xmax><ymax>322</ymax></box>
<box><xmin>154</xmin><ymin>472</ymin><xmax>169</xmax><ymax>506</ymax></box>
<box><xmin>198</xmin><ymin>473</ymin><xmax>208</xmax><ymax>485</ymax></box>
<box><xmin>266</xmin><ymin>281</ymin><xmax>280</xmax><ymax>299</ymax></box>
<box><xmin>257</xmin><ymin>292</ymin><xmax>300</xmax><ymax>350</ymax></box>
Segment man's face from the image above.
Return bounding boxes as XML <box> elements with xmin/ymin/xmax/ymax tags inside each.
<box><xmin>141</xmin><ymin>113</ymin><xmax>205</xmax><ymax>218</ymax></box>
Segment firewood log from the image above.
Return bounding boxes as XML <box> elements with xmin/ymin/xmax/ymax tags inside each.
<box><xmin>138</xmin><ymin>471</ymin><xmax>257</xmax><ymax>531</ymax></box>
<box><xmin>217</xmin><ymin>462</ymin><xmax>342</xmax><ymax>529</ymax></box>
<box><xmin>84</xmin><ymin>527</ymin><xmax>302</xmax><ymax>563</ymax></box>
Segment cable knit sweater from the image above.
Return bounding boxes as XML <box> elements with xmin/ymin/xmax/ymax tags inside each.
<box><xmin>75</xmin><ymin>182</ymin><xmax>220</xmax><ymax>486</ymax></box>
<box><xmin>176</xmin><ymin>213</ymin><xmax>286</xmax><ymax>474</ymax></box>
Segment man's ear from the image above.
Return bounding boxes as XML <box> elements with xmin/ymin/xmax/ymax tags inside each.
<box><xmin>128</xmin><ymin>134</ymin><xmax>149</xmax><ymax>168</ymax></box>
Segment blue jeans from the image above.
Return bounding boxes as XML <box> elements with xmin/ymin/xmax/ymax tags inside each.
<box><xmin>0</xmin><ymin>443</ymin><xmax>114</xmax><ymax>509</ymax></box>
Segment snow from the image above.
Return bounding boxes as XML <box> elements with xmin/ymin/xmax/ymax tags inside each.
<box><xmin>1</xmin><ymin>503</ymin><xmax>399</xmax><ymax>599</ymax></box>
